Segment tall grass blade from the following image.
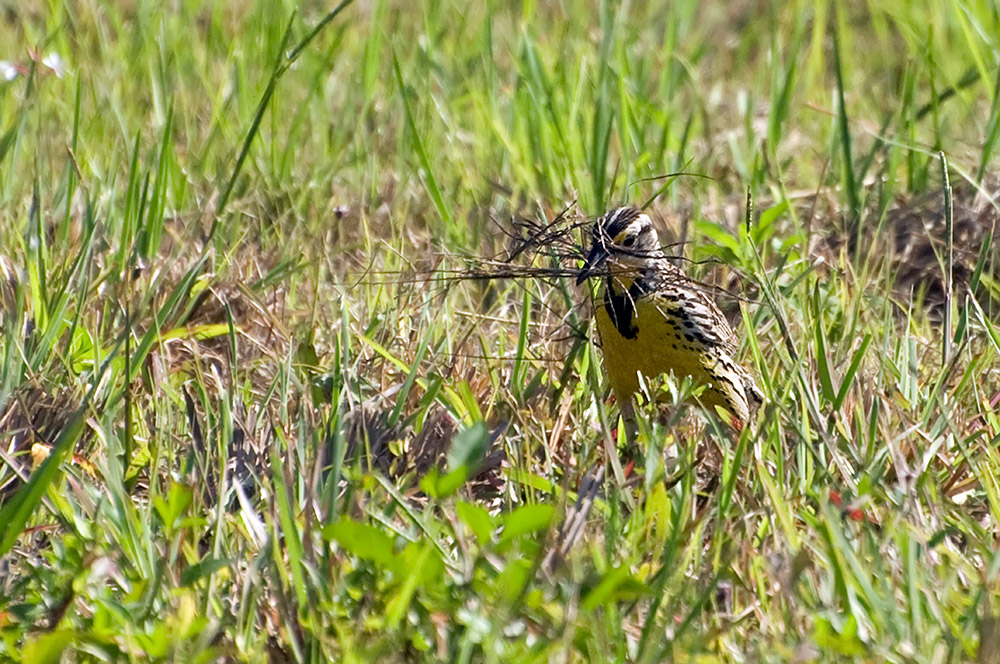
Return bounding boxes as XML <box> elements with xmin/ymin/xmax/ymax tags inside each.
<box><xmin>831</xmin><ymin>9</ymin><xmax>859</xmax><ymax>222</ymax></box>
<box><xmin>391</xmin><ymin>50</ymin><xmax>453</xmax><ymax>227</ymax></box>
<box><xmin>940</xmin><ymin>152</ymin><xmax>953</xmax><ymax>366</ymax></box>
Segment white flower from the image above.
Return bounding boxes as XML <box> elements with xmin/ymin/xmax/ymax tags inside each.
<box><xmin>41</xmin><ymin>52</ymin><xmax>64</xmax><ymax>77</ymax></box>
<box><xmin>0</xmin><ymin>61</ymin><xmax>18</xmax><ymax>81</ymax></box>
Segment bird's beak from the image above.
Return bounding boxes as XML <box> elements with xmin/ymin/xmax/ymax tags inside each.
<box><xmin>576</xmin><ymin>243</ymin><xmax>609</xmax><ymax>285</ymax></box>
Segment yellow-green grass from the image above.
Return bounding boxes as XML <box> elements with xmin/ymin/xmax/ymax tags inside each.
<box><xmin>0</xmin><ymin>0</ymin><xmax>999</xmax><ymax>661</ymax></box>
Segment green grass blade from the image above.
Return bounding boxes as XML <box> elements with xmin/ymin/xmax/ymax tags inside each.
<box><xmin>391</xmin><ymin>49</ymin><xmax>453</xmax><ymax>227</ymax></box>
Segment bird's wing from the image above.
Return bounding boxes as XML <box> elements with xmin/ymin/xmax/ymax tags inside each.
<box><xmin>647</xmin><ymin>274</ymin><xmax>740</xmax><ymax>357</ymax></box>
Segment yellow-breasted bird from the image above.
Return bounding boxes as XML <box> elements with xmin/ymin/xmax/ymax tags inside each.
<box><xmin>577</xmin><ymin>207</ymin><xmax>763</xmax><ymax>426</ymax></box>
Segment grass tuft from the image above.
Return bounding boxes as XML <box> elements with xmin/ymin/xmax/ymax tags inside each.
<box><xmin>0</xmin><ymin>1</ymin><xmax>999</xmax><ymax>661</ymax></box>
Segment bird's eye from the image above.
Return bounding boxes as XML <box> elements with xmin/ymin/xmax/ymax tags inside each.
<box><xmin>622</xmin><ymin>236</ymin><xmax>635</xmax><ymax>246</ymax></box>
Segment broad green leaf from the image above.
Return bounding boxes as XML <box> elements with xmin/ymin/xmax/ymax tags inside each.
<box><xmin>23</xmin><ymin>630</ymin><xmax>74</xmax><ymax>664</ymax></box>
<box><xmin>385</xmin><ymin>543</ymin><xmax>433</xmax><ymax>630</ymax></box>
<box><xmin>180</xmin><ymin>557</ymin><xmax>233</xmax><ymax>587</ymax></box>
<box><xmin>456</xmin><ymin>501</ymin><xmax>494</xmax><ymax>545</ymax></box>
<box><xmin>446</xmin><ymin>421</ymin><xmax>489</xmax><ymax>473</ymax></box>
<box><xmin>420</xmin><ymin>467</ymin><xmax>468</xmax><ymax>499</ymax></box>
<box><xmin>499</xmin><ymin>504</ymin><xmax>555</xmax><ymax>544</ymax></box>
<box><xmin>324</xmin><ymin>520</ymin><xmax>401</xmax><ymax>574</ymax></box>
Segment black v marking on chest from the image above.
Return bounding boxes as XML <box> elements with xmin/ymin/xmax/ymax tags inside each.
<box><xmin>603</xmin><ymin>273</ymin><xmax>655</xmax><ymax>340</ymax></box>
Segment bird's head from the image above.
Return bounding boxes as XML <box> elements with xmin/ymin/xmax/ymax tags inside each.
<box><xmin>576</xmin><ymin>207</ymin><xmax>663</xmax><ymax>285</ymax></box>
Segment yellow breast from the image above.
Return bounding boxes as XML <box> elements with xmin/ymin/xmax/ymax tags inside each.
<box><xmin>594</xmin><ymin>294</ymin><xmax>752</xmax><ymax>421</ymax></box>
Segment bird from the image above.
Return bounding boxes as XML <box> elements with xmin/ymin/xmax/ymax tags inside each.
<box><xmin>577</xmin><ymin>206</ymin><xmax>763</xmax><ymax>427</ymax></box>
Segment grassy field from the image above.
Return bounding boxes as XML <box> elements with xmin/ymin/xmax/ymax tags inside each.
<box><xmin>1</xmin><ymin>0</ymin><xmax>999</xmax><ymax>661</ymax></box>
